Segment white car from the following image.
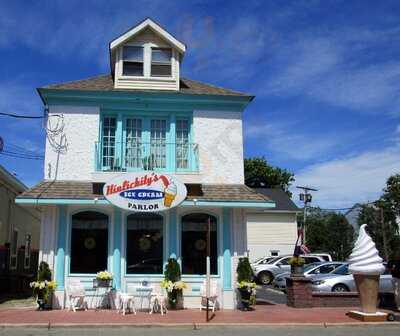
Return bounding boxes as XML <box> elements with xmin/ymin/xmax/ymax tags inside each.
<box><xmin>273</xmin><ymin>261</ymin><xmax>345</xmax><ymax>290</ymax></box>
<box><xmin>252</xmin><ymin>254</ymin><xmax>328</xmax><ymax>285</ymax></box>
<box><xmin>251</xmin><ymin>256</ymin><xmax>276</xmax><ymax>267</ymax></box>
<box><xmin>312</xmin><ymin>263</ymin><xmax>394</xmax><ymax>293</ymax></box>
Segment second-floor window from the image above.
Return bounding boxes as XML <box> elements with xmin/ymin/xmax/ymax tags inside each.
<box><xmin>99</xmin><ymin>115</ymin><xmax>194</xmax><ymax>172</ymax></box>
<box><xmin>151</xmin><ymin>48</ymin><xmax>172</xmax><ymax>77</ymax></box>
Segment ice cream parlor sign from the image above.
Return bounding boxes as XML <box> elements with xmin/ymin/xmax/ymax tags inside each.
<box><xmin>103</xmin><ymin>172</ymin><xmax>187</xmax><ymax>212</ymax></box>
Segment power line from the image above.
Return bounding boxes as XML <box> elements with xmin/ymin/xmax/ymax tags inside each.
<box><xmin>0</xmin><ymin>152</ymin><xmax>43</xmax><ymax>160</ymax></box>
<box><xmin>0</xmin><ymin>112</ymin><xmax>44</xmax><ymax>119</ymax></box>
<box><xmin>2</xmin><ymin>150</ymin><xmax>43</xmax><ymax>158</ymax></box>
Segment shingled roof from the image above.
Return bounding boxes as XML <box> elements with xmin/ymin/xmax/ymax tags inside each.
<box><xmin>17</xmin><ymin>181</ymin><xmax>271</xmax><ymax>203</ymax></box>
<box><xmin>40</xmin><ymin>74</ymin><xmax>252</xmax><ymax>98</ymax></box>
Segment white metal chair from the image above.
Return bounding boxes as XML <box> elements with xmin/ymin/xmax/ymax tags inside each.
<box><xmin>199</xmin><ymin>279</ymin><xmax>219</xmax><ymax>312</ymax></box>
<box><xmin>149</xmin><ymin>284</ymin><xmax>168</xmax><ymax>315</ymax></box>
<box><xmin>118</xmin><ymin>293</ymin><xmax>136</xmax><ymax>315</ymax></box>
<box><xmin>66</xmin><ymin>279</ymin><xmax>88</xmax><ymax>312</ymax></box>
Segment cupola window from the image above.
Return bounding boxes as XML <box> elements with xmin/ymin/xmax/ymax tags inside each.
<box><xmin>151</xmin><ymin>48</ymin><xmax>172</xmax><ymax>77</ymax></box>
<box><xmin>122</xmin><ymin>46</ymin><xmax>144</xmax><ymax>76</ymax></box>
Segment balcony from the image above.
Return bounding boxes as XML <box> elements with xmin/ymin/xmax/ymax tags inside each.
<box><xmin>94</xmin><ymin>141</ymin><xmax>199</xmax><ymax>173</ymax></box>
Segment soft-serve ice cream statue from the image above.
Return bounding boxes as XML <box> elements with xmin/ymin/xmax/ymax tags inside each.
<box><xmin>347</xmin><ymin>224</ymin><xmax>386</xmax><ymax>320</ymax></box>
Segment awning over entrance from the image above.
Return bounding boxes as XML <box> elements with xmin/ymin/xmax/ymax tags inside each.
<box><xmin>15</xmin><ymin>181</ymin><xmax>276</xmax><ymax>208</ymax></box>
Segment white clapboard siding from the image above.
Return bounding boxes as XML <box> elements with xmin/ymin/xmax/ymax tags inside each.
<box><xmin>246</xmin><ymin>213</ymin><xmax>297</xmax><ymax>259</ymax></box>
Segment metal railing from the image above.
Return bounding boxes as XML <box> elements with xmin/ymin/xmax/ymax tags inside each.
<box><xmin>94</xmin><ymin>141</ymin><xmax>199</xmax><ymax>172</ymax></box>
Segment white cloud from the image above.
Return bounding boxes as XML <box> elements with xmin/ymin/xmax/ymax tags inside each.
<box><xmin>261</xmin><ymin>27</ymin><xmax>400</xmax><ymax>115</ymax></box>
<box><xmin>245</xmin><ymin>119</ymin><xmax>348</xmax><ymax>161</ymax></box>
<box><xmin>293</xmin><ymin>145</ymin><xmax>400</xmax><ymax>208</ymax></box>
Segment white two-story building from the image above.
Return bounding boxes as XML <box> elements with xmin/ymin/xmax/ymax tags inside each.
<box><xmin>16</xmin><ymin>18</ymin><xmax>297</xmax><ymax>309</ymax></box>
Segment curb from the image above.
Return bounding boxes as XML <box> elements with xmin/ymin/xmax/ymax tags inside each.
<box><xmin>1</xmin><ymin>322</ymin><xmax>400</xmax><ymax>328</ymax></box>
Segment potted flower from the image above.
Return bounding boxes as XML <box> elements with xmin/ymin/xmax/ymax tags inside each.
<box><xmin>161</xmin><ymin>258</ymin><xmax>187</xmax><ymax>309</ymax></box>
<box><xmin>95</xmin><ymin>271</ymin><xmax>113</xmax><ymax>287</ymax></box>
<box><xmin>289</xmin><ymin>256</ymin><xmax>305</xmax><ymax>275</ymax></box>
<box><xmin>30</xmin><ymin>262</ymin><xmax>56</xmax><ymax>310</ymax></box>
<box><xmin>236</xmin><ymin>257</ymin><xmax>257</xmax><ymax>311</ymax></box>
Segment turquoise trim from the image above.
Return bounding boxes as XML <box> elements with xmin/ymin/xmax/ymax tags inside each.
<box><xmin>39</xmin><ymin>89</ymin><xmax>252</xmax><ymax>112</ymax></box>
<box><xmin>113</xmin><ymin>208</ymin><xmax>122</xmax><ymax>290</ymax></box>
<box><xmin>98</xmin><ymin>111</ymin><xmax>196</xmax><ymax>173</ymax></box>
<box><xmin>222</xmin><ymin>208</ymin><xmax>232</xmax><ymax>290</ymax></box>
<box><xmin>56</xmin><ymin>205</ymin><xmax>67</xmax><ymax>290</ymax></box>
<box><xmin>16</xmin><ymin>198</ymin><xmax>276</xmax><ymax>208</ymax></box>
<box><xmin>169</xmin><ymin>208</ymin><xmax>177</xmax><ymax>258</ymax></box>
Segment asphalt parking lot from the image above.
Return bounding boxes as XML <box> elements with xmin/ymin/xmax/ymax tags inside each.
<box><xmin>256</xmin><ymin>285</ymin><xmax>287</xmax><ymax>305</ymax></box>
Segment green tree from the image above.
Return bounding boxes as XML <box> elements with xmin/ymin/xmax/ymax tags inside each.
<box><xmin>303</xmin><ymin>208</ymin><xmax>354</xmax><ymax>260</ymax></box>
<box><xmin>357</xmin><ymin>174</ymin><xmax>400</xmax><ymax>260</ymax></box>
<box><xmin>324</xmin><ymin>213</ymin><xmax>354</xmax><ymax>260</ymax></box>
<box><xmin>244</xmin><ymin>157</ymin><xmax>295</xmax><ymax>196</ymax></box>
<box><xmin>303</xmin><ymin>208</ymin><xmax>329</xmax><ymax>253</ymax></box>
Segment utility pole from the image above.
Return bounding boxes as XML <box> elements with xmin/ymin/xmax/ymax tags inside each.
<box><xmin>296</xmin><ymin>186</ymin><xmax>318</xmax><ymax>244</ymax></box>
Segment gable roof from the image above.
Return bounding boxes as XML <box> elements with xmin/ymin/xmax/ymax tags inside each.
<box><xmin>39</xmin><ymin>74</ymin><xmax>252</xmax><ymax>98</ymax></box>
<box><xmin>0</xmin><ymin>164</ymin><xmax>27</xmax><ymax>193</ymax></box>
<box><xmin>253</xmin><ymin>188</ymin><xmax>300</xmax><ymax>212</ymax></box>
<box><xmin>110</xmin><ymin>18</ymin><xmax>186</xmax><ymax>53</ymax></box>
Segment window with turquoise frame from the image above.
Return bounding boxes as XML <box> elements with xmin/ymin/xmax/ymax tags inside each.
<box><xmin>125</xmin><ymin>118</ymin><xmax>142</xmax><ymax>169</ymax></box>
<box><xmin>176</xmin><ymin>118</ymin><xmax>190</xmax><ymax>169</ymax></box>
<box><xmin>102</xmin><ymin>116</ymin><xmax>117</xmax><ymax>169</ymax></box>
<box><xmin>100</xmin><ymin>113</ymin><xmax>194</xmax><ymax>172</ymax></box>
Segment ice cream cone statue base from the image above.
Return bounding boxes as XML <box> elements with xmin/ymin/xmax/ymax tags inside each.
<box><xmin>347</xmin><ymin>224</ymin><xmax>387</xmax><ymax>321</ymax></box>
<box><xmin>353</xmin><ymin>274</ymin><xmax>380</xmax><ymax>314</ymax></box>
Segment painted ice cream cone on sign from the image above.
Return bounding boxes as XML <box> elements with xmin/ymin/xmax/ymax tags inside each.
<box><xmin>348</xmin><ymin>224</ymin><xmax>385</xmax><ymax>317</ymax></box>
<box><xmin>164</xmin><ymin>182</ymin><xmax>177</xmax><ymax>207</ymax></box>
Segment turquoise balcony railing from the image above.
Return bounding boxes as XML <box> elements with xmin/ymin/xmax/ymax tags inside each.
<box><xmin>94</xmin><ymin>141</ymin><xmax>199</xmax><ymax>173</ymax></box>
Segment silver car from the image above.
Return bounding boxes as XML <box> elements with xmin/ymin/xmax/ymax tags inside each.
<box><xmin>252</xmin><ymin>254</ymin><xmax>327</xmax><ymax>285</ymax></box>
<box><xmin>273</xmin><ymin>262</ymin><xmax>345</xmax><ymax>290</ymax></box>
<box><xmin>311</xmin><ymin>263</ymin><xmax>394</xmax><ymax>293</ymax></box>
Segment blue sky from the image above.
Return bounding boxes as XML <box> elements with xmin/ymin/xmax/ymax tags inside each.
<box><xmin>0</xmin><ymin>0</ymin><xmax>399</xmax><ymax>208</ymax></box>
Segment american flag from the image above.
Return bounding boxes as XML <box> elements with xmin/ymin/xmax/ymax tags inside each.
<box><xmin>293</xmin><ymin>228</ymin><xmax>310</xmax><ymax>255</ymax></box>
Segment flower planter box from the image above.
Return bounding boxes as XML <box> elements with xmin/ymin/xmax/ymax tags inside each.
<box><xmin>166</xmin><ymin>289</ymin><xmax>184</xmax><ymax>310</ymax></box>
<box><xmin>238</xmin><ymin>287</ymin><xmax>254</xmax><ymax>311</ymax></box>
<box><xmin>291</xmin><ymin>265</ymin><xmax>304</xmax><ymax>276</ymax></box>
<box><xmin>94</xmin><ymin>279</ymin><xmax>112</xmax><ymax>288</ymax></box>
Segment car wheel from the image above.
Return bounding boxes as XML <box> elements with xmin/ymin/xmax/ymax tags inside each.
<box><xmin>258</xmin><ymin>271</ymin><xmax>273</xmax><ymax>285</ymax></box>
<box><xmin>332</xmin><ymin>284</ymin><xmax>349</xmax><ymax>292</ymax></box>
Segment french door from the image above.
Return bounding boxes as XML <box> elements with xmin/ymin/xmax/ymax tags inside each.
<box><xmin>123</xmin><ymin>117</ymin><xmax>167</xmax><ymax>170</ymax></box>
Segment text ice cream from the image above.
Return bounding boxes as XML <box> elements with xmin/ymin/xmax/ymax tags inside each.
<box><xmin>164</xmin><ymin>182</ymin><xmax>177</xmax><ymax>207</ymax></box>
<box><xmin>348</xmin><ymin>224</ymin><xmax>385</xmax><ymax>275</ymax></box>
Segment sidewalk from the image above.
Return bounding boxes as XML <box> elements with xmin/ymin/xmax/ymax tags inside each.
<box><xmin>0</xmin><ymin>304</ymin><xmax>398</xmax><ymax>326</ymax></box>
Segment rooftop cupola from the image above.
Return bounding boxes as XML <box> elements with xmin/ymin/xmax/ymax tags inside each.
<box><xmin>109</xmin><ymin>18</ymin><xmax>186</xmax><ymax>91</ymax></box>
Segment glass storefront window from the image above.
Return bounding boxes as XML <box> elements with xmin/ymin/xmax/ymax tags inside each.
<box><xmin>181</xmin><ymin>213</ymin><xmax>218</xmax><ymax>275</ymax></box>
<box><xmin>126</xmin><ymin>213</ymin><xmax>163</xmax><ymax>274</ymax></box>
<box><xmin>70</xmin><ymin>211</ymin><xmax>108</xmax><ymax>274</ymax></box>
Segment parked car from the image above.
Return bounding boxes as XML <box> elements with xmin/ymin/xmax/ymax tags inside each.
<box><xmin>310</xmin><ymin>253</ymin><xmax>333</xmax><ymax>262</ymax></box>
<box><xmin>252</xmin><ymin>254</ymin><xmax>329</xmax><ymax>285</ymax></box>
<box><xmin>273</xmin><ymin>261</ymin><xmax>345</xmax><ymax>290</ymax></box>
<box><xmin>311</xmin><ymin>263</ymin><xmax>393</xmax><ymax>293</ymax></box>
<box><xmin>251</xmin><ymin>256</ymin><xmax>276</xmax><ymax>267</ymax></box>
